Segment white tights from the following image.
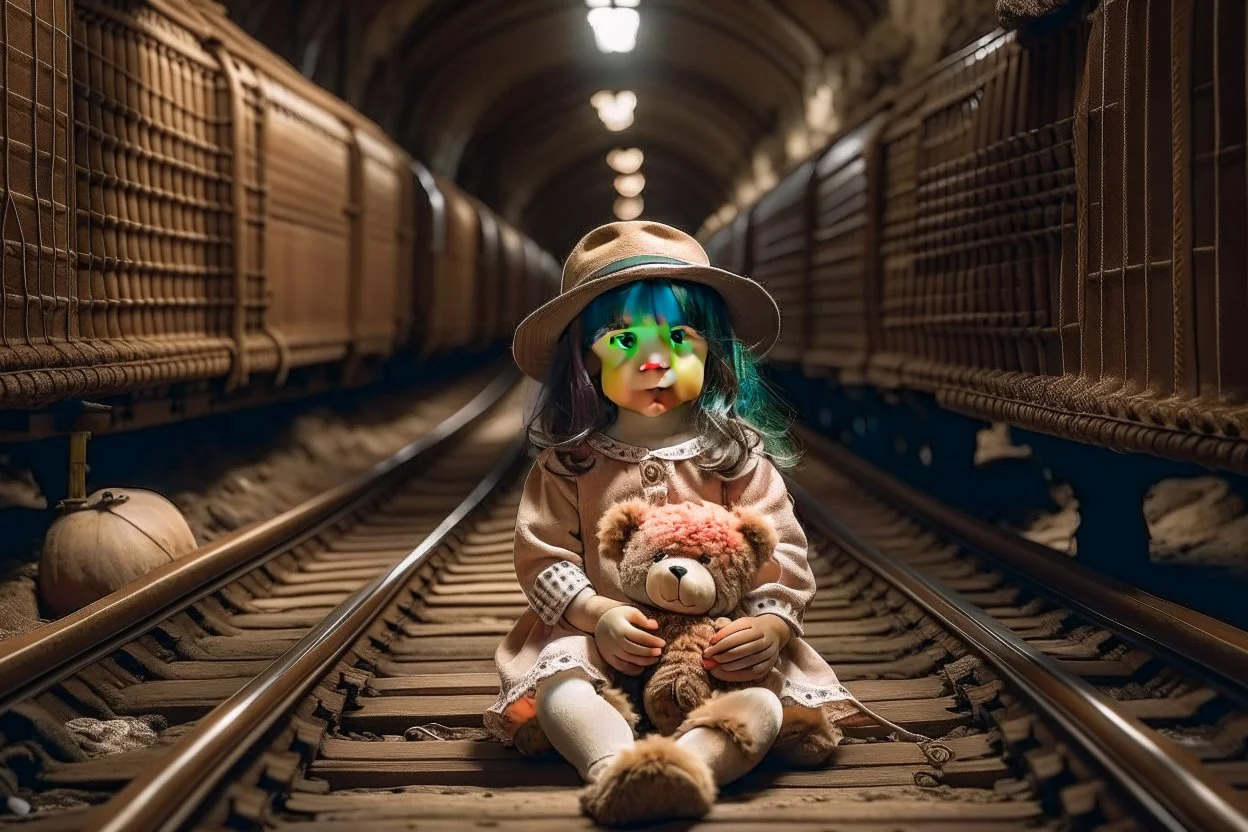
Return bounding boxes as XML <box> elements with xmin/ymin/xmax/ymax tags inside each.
<box><xmin>534</xmin><ymin>670</ymin><xmax>783</xmax><ymax>784</ymax></box>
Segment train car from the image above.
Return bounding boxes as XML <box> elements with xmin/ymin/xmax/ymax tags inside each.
<box><xmin>744</xmin><ymin>0</ymin><xmax>1248</xmax><ymax>473</ymax></box>
<box><xmin>535</xmin><ymin>248</ymin><xmax>562</xmax><ymax>309</ymax></box>
<box><xmin>71</xmin><ymin>0</ymin><xmax>244</xmax><ymax>402</ymax></box>
<box><xmin>874</xmin><ymin>26</ymin><xmax>1078</xmax><ymax>402</ymax></box>
<box><xmin>348</xmin><ymin>127</ymin><xmax>412</xmax><ymax>369</ymax></box>
<box><xmin>407</xmin><ymin>159</ymin><xmax>445</xmax><ymax>356</ymax></box>
<box><xmin>468</xmin><ymin>197</ymin><xmax>504</xmax><ymax>348</ymax></box>
<box><xmin>804</xmin><ymin>110</ymin><xmax>889</xmax><ymax>383</ymax></box>
<box><xmin>498</xmin><ymin>224</ymin><xmax>528</xmax><ymax>335</ymax></box>
<box><xmin>0</xmin><ymin>0</ymin><xmax>556</xmax><ymax>428</ymax></box>
<box><xmin>421</xmin><ymin>177</ymin><xmax>481</xmax><ymax>358</ymax></box>
<box><xmin>1067</xmin><ymin>0</ymin><xmax>1248</xmax><ymax>462</ymax></box>
<box><xmin>704</xmin><ymin>212</ymin><xmax>751</xmax><ymax>279</ymax></box>
<box><xmin>747</xmin><ymin>160</ymin><xmax>816</xmax><ymax>367</ymax></box>
<box><xmin>0</xmin><ymin>0</ymin><xmax>77</xmax><ymax>407</ymax></box>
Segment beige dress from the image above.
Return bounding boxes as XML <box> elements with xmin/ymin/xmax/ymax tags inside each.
<box><xmin>484</xmin><ymin>432</ymin><xmax>861</xmax><ymax>744</ymax></box>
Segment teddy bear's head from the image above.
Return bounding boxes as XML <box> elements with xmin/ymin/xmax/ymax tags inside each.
<box><xmin>596</xmin><ymin>500</ymin><xmax>778</xmax><ymax>616</ymax></box>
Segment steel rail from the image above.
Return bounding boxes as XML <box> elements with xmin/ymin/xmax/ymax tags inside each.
<box><xmin>0</xmin><ymin>367</ymin><xmax>520</xmax><ymax>712</ymax></box>
<box><xmin>789</xmin><ymin>477</ymin><xmax>1248</xmax><ymax>832</ymax></box>
<box><xmin>800</xmin><ymin>427</ymin><xmax>1248</xmax><ymax>703</ymax></box>
<box><xmin>88</xmin><ymin>436</ymin><xmax>528</xmax><ymax>832</ymax></box>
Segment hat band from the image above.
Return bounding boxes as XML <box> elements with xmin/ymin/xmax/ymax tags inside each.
<box><xmin>586</xmin><ymin>254</ymin><xmax>693</xmax><ymax>280</ymax></box>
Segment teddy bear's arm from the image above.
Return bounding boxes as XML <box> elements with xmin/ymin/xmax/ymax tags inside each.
<box><xmin>514</xmin><ymin>451</ymin><xmax>593</xmax><ymax>626</ymax></box>
<box><xmin>725</xmin><ymin>455</ymin><xmax>815</xmax><ymax>637</ymax></box>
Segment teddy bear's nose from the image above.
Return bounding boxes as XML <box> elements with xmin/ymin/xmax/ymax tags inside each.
<box><xmin>669</xmin><ymin>565</ymin><xmax>687</xmax><ymax>579</ymax></box>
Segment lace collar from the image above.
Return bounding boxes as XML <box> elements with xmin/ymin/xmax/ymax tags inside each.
<box><xmin>587</xmin><ymin>432</ymin><xmax>708</xmax><ymax>462</ymax></box>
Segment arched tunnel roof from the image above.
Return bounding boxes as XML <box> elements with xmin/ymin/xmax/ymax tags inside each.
<box><xmin>224</xmin><ymin>0</ymin><xmax>884</xmax><ymax>255</ymax></box>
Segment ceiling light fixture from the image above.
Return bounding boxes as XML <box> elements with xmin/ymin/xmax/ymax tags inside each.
<box><xmin>591</xmin><ymin>90</ymin><xmax>636</xmax><ymax>131</ymax></box>
<box><xmin>736</xmin><ymin>180</ymin><xmax>759</xmax><ymax>206</ymax></box>
<box><xmin>607</xmin><ymin>147</ymin><xmax>644</xmax><ymax>174</ymax></box>
<box><xmin>614</xmin><ymin>195</ymin><xmax>644</xmax><ymax>220</ymax></box>
<box><xmin>585</xmin><ymin>0</ymin><xmax>640</xmax><ymax>54</ymax></box>
<box><xmin>786</xmin><ymin>126</ymin><xmax>811</xmax><ymax>161</ymax></box>
<box><xmin>805</xmin><ymin>83</ymin><xmax>834</xmax><ymax>130</ymax></box>
<box><xmin>614</xmin><ymin>172</ymin><xmax>645</xmax><ymax>198</ymax></box>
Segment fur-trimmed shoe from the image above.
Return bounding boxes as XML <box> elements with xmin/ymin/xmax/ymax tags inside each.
<box><xmin>579</xmin><ymin>735</ymin><xmax>716</xmax><ymax>826</ymax></box>
<box><xmin>673</xmin><ymin>690</ymin><xmax>777</xmax><ymax>757</ymax></box>
<box><xmin>772</xmin><ymin>705</ymin><xmax>844</xmax><ymax>767</ymax></box>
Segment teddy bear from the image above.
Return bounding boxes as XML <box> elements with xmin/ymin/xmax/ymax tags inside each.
<box><xmin>597</xmin><ymin>498</ymin><xmax>849</xmax><ymax>767</ymax></box>
<box><xmin>509</xmin><ymin>497</ymin><xmax>845</xmax><ymax>767</ymax></box>
<box><xmin>595</xmin><ymin>498</ymin><xmax>775</xmax><ymax>734</ymax></box>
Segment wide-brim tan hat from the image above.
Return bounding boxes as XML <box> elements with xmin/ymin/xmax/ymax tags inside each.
<box><xmin>512</xmin><ymin>221</ymin><xmax>781</xmax><ymax>380</ymax></box>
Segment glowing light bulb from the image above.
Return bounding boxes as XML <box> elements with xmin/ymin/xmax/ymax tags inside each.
<box><xmin>786</xmin><ymin>127</ymin><xmax>811</xmax><ymax>161</ymax></box>
<box><xmin>736</xmin><ymin>180</ymin><xmax>759</xmax><ymax>205</ymax></box>
<box><xmin>614</xmin><ymin>172</ymin><xmax>645</xmax><ymax>198</ymax></box>
<box><xmin>607</xmin><ymin>147</ymin><xmax>644</xmax><ymax>174</ymax></box>
<box><xmin>591</xmin><ymin>90</ymin><xmax>636</xmax><ymax>132</ymax></box>
<box><xmin>805</xmin><ymin>83</ymin><xmax>833</xmax><ymax>129</ymax></box>
<box><xmin>614</xmin><ymin>196</ymin><xmax>644</xmax><ymax>220</ymax></box>
<box><xmin>586</xmin><ymin>4</ymin><xmax>639</xmax><ymax>53</ymax></box>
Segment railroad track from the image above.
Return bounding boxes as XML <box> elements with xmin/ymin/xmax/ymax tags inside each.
<box><xmin>0</xmin><ymin>366</ymin><xmax>521</xmax><ymax>823</ymax></box>
<box><xmin>3</xmin><ymin>399</ymin><xmax>1248</xmax><ymax>830</ymax></box>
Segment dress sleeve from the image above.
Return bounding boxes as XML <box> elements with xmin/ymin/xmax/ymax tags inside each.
<box><xmin>723</xmin><ymin>451</ymin><xmax>814</xmax><ymax>637</ymax></box>
<box><xmin>513</xmin><ymin>449</ymin><xmax>594</xmax><ymax>626</ymax></box>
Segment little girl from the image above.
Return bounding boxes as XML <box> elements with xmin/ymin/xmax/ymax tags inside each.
<box><xmin>484</xmin><ymin>221</ymin><xmax>864</xmax><ymax>826</ymax></box>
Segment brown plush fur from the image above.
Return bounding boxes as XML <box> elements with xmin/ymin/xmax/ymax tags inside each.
<box><xmin>598</xmin><ymin>498</ymin><xmax>847</xmax><ymax>761</ymax></box>
<box><xmin>642</xmin><ymin>615</ymin><xmax>716</xmax><ymax>734</ymax></box>
<box><xmin>597</xmin><ymin>499</ymin><xmax>777</xmax><ymax>734</ymax></box>
<box><xmin>772</xmin><ymin>705</ymin><xmax>846</xmax><ymax>767</ymax></box>
<box><xmin>579</xmin><ymin>735</ymin><xmax>716</xmax><ymax>826</ymax></box>
<box><xmin>673</xmin><ymin>690</ymin><xmax>769</xmax><ymax>756</ymax></box>
<box><xmin>512</xmin><ymin>498</ymin><xmax>844</xmax><ymax>768</ymax></box>
<box><xmin>598</xmin><ymin>500</ymin><xmax>777</xmax><ymax>619</ymax></box>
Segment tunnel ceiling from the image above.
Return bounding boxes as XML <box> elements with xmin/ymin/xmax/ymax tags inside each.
<box><xmin>224</xmin><ymin>0</ymin><xmax>884</xmax><ymax>255</ymax></box>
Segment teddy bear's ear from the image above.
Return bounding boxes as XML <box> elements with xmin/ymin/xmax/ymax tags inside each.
<box><xmin>732</xmin><ymin>506</ymin><xmax>779</xmax><ymax>568</ymax></box>
<box><xmin>596</xmin><ymin>500</ymin><xmax>648</xmax><ymax>560</ymax></box>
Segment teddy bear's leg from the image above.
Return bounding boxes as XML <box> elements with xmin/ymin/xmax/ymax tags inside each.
<box><xmin>644</xmin><ymin>624</ymin><xmax>715</xmax><ymax>735</ymax></box>
<box><xmin>534</xmin><ymin>670</ymin><xmax>636</xmax><ymax>782</ymax></box>
<box><xmin>579</xmin><ymin>735</ymin><xmax>716</xmax><ymax>826</ymax></box>
<box><xmin>673</xmin><ymin>687</ymin><xmax>783</xmax><ymax>785</ymax></box>
<box><xmin>644</xmin><ymin>666</ymin><xmax>713</xmax><ymax>735</ymax></box>
<box><xmin>772</xmin><ymin>705</ymin><xmax>845</xmax><ymax>768</ymax></box>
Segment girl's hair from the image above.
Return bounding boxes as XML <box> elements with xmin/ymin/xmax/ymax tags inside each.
<box><xmin>524</xmin><ymin>278</ymin><xmax>802</xmax><ymax>475</ymax></box>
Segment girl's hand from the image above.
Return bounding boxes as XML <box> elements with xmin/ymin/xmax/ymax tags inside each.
<box><xmin>703</xmin><ymin>614</ymin><xmax>791</xmax><ymax>682</ymax></box>
<box><xmin>595</xmin><ymin>606</ymin><xmax>665</xmax><ymax>676</ymax></box>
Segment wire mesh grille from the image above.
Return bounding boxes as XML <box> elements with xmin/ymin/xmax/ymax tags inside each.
<box><xmin>806</xmin><ymin>114</ymin><xmax>886</xmax><ymax>374</ymax></box>
<box><xmin>1</xmin><ymin>0</ymin><xmax>74</xmax><ymax>356</ymax></box>
<box><xmin>749</xmin><ymin>159</ymin><xmax>814</xmax><ymax>365</ymax></box>
<box><xmin>73</xmin><ymin>3</ymin><xmax>234</xmax><ymax>350</ymax></box>
<box><xmin>1189</xmin><ymin>0</ymin><xmax>1247</xmax><ymax>403</ymax></box>
<box><xmin>881</xmin><ymin>28</ymin><xmax>1080</xmax><ymax>385</ymax></box>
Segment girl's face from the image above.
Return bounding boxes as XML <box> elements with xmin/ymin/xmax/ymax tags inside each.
<box><xmin>588</xmin><ymin>310</ymin><xmax>708</xmax><ymax>417</ymax></box>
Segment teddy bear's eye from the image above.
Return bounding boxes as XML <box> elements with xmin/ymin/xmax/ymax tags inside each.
<box><xmin>653</xmin><ymin>551</ymin><xmax>667</xmax><ymax>563</ymax></box>
<box><xmin>699</xmin><ymin>554</ymin><xmax>713</xmax><ymax>566</ymax></box>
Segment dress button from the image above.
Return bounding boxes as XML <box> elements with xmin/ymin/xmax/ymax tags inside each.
<box><xmin>641</xmin><ymin>460</ymin><xmax>664</xmax><ymax>484</ymax></box>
